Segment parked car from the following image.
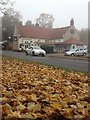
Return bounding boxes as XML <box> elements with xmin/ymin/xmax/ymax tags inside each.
<box><xmin>64</xmin><ymin>48</ymin><xmax>87</xmax><ymax>56</ymax></box>
<box><xmin>25</xmin><ymin>46</ymin><xmax>46</xmax><ymax>57</ymax></box>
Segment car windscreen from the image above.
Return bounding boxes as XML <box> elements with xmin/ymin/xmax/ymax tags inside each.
<box><xmin>33</xmin><ymin>46</ymin><xmax>41</xmax><ymax>49</ymax></box>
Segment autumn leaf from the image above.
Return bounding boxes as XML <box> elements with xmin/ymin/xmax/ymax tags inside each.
<box><xmin>1</xmin><ymin>56</ymin><xmax>90</xmax><ymax>119</ymax></box>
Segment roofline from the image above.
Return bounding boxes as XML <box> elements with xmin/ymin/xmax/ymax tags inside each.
<box><xmin>15</xmin><ymin>25</ymin><xmax>70</xmax><ymax>30</ymax></box>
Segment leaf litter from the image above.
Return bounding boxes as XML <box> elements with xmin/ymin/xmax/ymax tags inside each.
<box><xmin>1</xmin><ymin>56</ymin><xmax>90</xmax><ymax>120</ymax></box>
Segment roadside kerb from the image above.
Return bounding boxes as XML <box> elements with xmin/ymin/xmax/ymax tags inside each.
<box><xmin>47</xmin><ymin>53</ymin><xmax>89</xmax><ymax>61</ymax></box>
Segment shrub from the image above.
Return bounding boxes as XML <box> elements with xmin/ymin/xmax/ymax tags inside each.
<box><xmin>40</xmin><ymin>44</ymin><xmax>54</xmax><ymax>54</ymax></box>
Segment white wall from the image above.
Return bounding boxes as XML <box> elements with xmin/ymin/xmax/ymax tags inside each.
<box><xmin>18</xmin><ymin>37</ymin><xmax>45</xmax><ymax>50</ymax></box>
<box><xmin>51</xmin><ymin>39</ymin><xmax>64</xmax><ymax>42</ymax></box>
<box><xmin>64</xmin><ymin>26</ymin><xmax>80</xmax><ymax>41</ymax></box>
<box><xmin>19</xmin><ymin>37</ymin><xmax>45</xmax><ymax>43</ymax></box>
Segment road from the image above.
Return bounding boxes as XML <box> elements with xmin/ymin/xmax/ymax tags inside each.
<box><xmin>2</xmin><ymin>50</ymin><xmax>89</xmax><ymax>72</ymax></box>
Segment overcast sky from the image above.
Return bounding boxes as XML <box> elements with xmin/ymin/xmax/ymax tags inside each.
<box><xmin>13</xmin><ymin>0</ymin><xmax>89</xmax><ymax>30</ymax></box>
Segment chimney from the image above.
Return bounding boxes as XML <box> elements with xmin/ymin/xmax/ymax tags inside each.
<box><xmin>70</xmin><ymin>18</ymin><xmax>74</xmax><ymax>26</ymax></box>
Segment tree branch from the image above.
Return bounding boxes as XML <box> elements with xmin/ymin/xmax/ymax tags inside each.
<box><xmin>0</xmin><ymin>0</ymin><xmax>15</xmax><ymax>14</ymax></box>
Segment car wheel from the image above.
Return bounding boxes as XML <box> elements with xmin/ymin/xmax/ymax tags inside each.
<box><xmin>42</xmin><ymin>54</ymin><xmax>45</xmax><ymax>57</ymax></box>
<box><xmin>83</xmin><ymin>53</ymin><xmax>86</xmax><ymax>56</ymax></box>
<box><xmin>32</xmin><ymin>51</ymin><xmax>35</xmax><ymax>56</ymax></box>
<box><xmin>26</xmin><ymin>51</ymin><xmax>28</xmax><ymax>55</ymax></box>
<box><xmin>71</xmin><ymin>53</ymin><xmax>74</xmax><ymax>56</ymax></box>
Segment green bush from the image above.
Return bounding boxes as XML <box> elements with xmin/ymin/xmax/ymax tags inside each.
<box><xmin>40</xmin><ymin>44</ymin><xmax>54</xmax><ymax>54</ymax></box>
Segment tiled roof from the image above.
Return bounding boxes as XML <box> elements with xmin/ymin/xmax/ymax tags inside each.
<box><xmin>16</xmin><ymin>25</ymin><xmax>70</xmax><ymax>39</ymax></box>
<box><xmin>63</xmin><ymin>37</ymin><xmax>86</xmax><ymax>45</ymax></box>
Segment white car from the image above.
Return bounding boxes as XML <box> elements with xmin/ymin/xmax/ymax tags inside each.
<box><xmin>25</xmin><ymin>46</ymin><xmax>46</xmax><ymax>57</ymax></box>
<box><xmin>64</xmin><ymin>49</ymin><xmax>87</xmax><ymax>56</ymax></box>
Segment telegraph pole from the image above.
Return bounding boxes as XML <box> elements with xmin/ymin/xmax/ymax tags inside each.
<box><xmin>88</xmin><ymin>1</ymin><xmax>90</xmax><ymax>72</ymax></box>
<box><xmin>0</xmin><ymin>17</ymin><xmax>2</xmax><ymax>50</ymax></box>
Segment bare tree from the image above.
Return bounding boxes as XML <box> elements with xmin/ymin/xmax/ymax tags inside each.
<box><xmin>2</xmin><ymin>8</ymin><xmax>22</xmax><ymax>46</ymax></box>
<box><xmin>25</xmin><ymin>20</ymin><xmax>32</xmax><ymax>26</ymax></box>
<box><xmin>5</xmin><ymin>8</ymin><xmax>22</xmax><ymax>20</ymax></box>
<box><xmin>0</xmin><ymin>0</ymin><xmax>15</xmax><ymax>13</ymax></box>
<box><xmin>36</xmin><ymin>13</ymin><xmax>54</xmax><ymax>28</ymax></box>
<box><xmin>78</xmin><ymin>29</ymin><xmax>88</xmax><ymax>44</ymax></box>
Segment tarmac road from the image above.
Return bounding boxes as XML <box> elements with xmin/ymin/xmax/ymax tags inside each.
<box><xmin>2</xmin><ymin>50</ymin><xmax>89</xmax><ymax>72</ymax></box>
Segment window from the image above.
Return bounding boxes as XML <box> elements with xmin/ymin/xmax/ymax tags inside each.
<box><xmin>25</xmin><ymin>41</ymin><xmax>28</xmax><ymax>44</ymax></box>
<box><xmin>75</xmin><ymin>49</ymin><xmax>79</xmax><ymax>51</ymax></box>
<box><xmin>70</xmin><ymin>29</ymin><xmax>75</xmax><ymax>34</ymax></box>
<box><xmin>19</xmin><ymin>44</ymin><xmax>22</xmax><ymax>48</ymax></box>
<box><xmin>14</xmin><ymin>37</ymin><xmax>17</xmax><ymax>41</ymax></box>
<box><xmin>25</xmin><ymin>45</ymin><xmax>28</xmax><ymax>49</ymax></box>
